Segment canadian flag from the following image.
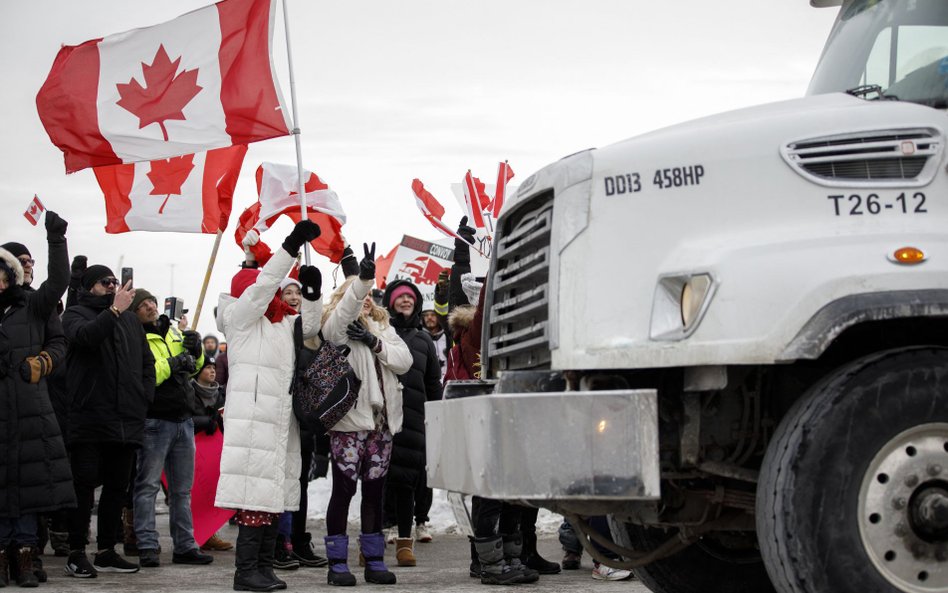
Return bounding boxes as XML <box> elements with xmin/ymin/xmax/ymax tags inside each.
<box><xmin>93</xmin><ymin>145</ymin><xmax>247</xmax><ymax>234</ymax></box>
<box><xmin>411</xmin><ymin>179</ymin><xmax>465</xmax><ymax>242</ymax></box>
<box><xmin>462</xmin><ymin>170</ymin><xmax>490</xmax><ymax>229</ymax></box>
<box><xmin>234</xmin><ymin>163</ymin><xmax>347</xmax><ymax>263</ymax></box>
<box><xmin>23</xmin><ymin>195</ymin><xmax>46</xmax><ymax>226</ymax></box>
<box><xmin>374</xmin><ymin>244</ymin><xmax>398</xmax><ymax>289</ymax></box>
<box><xmin>492</xmin><ymin>161</ymin><xmax>515</xmax><ymax>219</ymax></box>
<box><xmin>36</xmin><ymin>0</ymin><xmax>290</xmax><ymax>174</ymax></box>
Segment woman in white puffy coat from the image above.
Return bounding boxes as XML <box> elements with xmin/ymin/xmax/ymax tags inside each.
<box><xmin>214</xmin><ymin>221</ymin><xmax>323</xmax><ymax>592</ymax></box>
<box><xmin>318</xmin><ymin>244</ymin><xmax>412</xmax><ymax>586</ymax></box>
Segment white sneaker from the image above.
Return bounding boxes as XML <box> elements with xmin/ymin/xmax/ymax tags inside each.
<box><xmin>414</xmin><ymin>523</ymin><xmax>433</xmax><ymax>543</ymax></box>
<box><xmin>592</xmin><ymin>562</ymin><xmax>633</xmax><ymax>581</ymax></box>
<box><xmin>385</xmin><ymin>527</ymin><xmax>398</xmax><ymax>545</ymax></box>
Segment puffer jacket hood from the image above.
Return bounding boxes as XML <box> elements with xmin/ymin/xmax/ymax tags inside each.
<box><xmin>448</xmin><ymin>304</ymin><xmax>476</xmax><ymax>333</ymax></box>
<box><xmin>0</xmin><ymin>247</ymin><xmax>24</xmax><ymax>286</ymax></box>
<box><xmin>383</xmin><ymin>279</ymin><xmax>423</xmax><ymax>329</ymax></box>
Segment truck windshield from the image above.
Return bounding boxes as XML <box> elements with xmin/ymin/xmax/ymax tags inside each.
<box><xmin>807</xmin><ymin>0</ymin><xmax>948</xmax><ymax>108</ymax></box>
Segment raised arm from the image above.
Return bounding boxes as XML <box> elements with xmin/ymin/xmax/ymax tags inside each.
<box><xmin>30</xmin><ymin>211</ymin><xmax>70</xmax><ymax>320</ymax></box>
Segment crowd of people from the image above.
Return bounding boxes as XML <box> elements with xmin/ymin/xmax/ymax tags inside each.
<box><xmin>0</xmin><ymin>214</ymin><xmax>630</xmax><ymax>590</ymax></box>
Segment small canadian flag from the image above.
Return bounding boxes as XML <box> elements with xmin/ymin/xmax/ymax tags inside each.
<box><xmin>24</xmin><ymin>195</ymin><xmax>46</xmax><ymax>226</ymax></box>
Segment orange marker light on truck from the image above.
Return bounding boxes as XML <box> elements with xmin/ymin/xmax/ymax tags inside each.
<box><xmin>892</xmin><ymin>247</ymin><xmax>925</xmax><ymax>265</ymax></box>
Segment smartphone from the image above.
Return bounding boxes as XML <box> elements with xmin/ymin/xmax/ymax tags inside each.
<box><xmin>121</xmin><ymin>267</ymin><xmax>133</xmax><ymax>288</ymax></box>
<box><xmin>475</xmin><ymin>276</ymin><xmax>486</xmax><ymax>283</ymax></box>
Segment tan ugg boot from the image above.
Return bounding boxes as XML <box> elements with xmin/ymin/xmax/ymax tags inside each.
<box><xmin>395</xmin><ymin>538</ymin><xmax>416</xmax><ymax>567</ymax></box>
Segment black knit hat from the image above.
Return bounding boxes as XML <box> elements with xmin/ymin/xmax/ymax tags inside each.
<box><xmin>130</xmin><ymin>288</ymin><xmax>157</xmax><ymax>312</ymax></box>
<box><xmin>1</xmin><ymin>242</ymin><xmax>30</xmax><ymax>259</ymax></box>
<box><xmin>81</xmin><ymin>265</ymin><xmax>115</xmax><ymax>291</ymax></box>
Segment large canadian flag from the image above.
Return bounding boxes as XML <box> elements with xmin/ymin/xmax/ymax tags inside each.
<box><xmin>234</xmin><ymin>163</ymin><xmax>347</xmax><ymax>263</ymax></box>
<box><xmin>36</xmin><ymin>0</ymin><xmax>291</xmax><ymax>174</ymax></box>
<box><xmin>93</xmin><ymin>145</ymin><xmax>247</xmax><ymax>234</ymax></box>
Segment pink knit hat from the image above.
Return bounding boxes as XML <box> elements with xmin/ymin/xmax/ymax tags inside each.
<box><xmin>389</xmin><ymin>284</ymin><xmax>416</xmax><ymax>304</ymax></box>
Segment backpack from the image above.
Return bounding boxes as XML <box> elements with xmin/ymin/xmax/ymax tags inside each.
<box><xmin>291</xmin><ymin>318</ymin><xmax>361</xmax><ymax>433</ymax></box>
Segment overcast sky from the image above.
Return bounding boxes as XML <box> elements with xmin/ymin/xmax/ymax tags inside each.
<box><xmin>0</xmin><ymin>1</ymin><xmax>837</xmax><ymax>337</ymax></box>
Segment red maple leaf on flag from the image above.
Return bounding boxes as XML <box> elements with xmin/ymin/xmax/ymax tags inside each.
<box><xmin>116</xmin><ymin>44</ymin><xmax>202</xmax><ymax>141</ymax></box>
<box><xmin>147</xmin><ymin>154</ymin><xmax>195</xmax><ymax>214</ymax></box>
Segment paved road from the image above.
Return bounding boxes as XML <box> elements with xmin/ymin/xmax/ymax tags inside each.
<box><xmin>37</xmin><ymin>518</ymin><xmax>650</xmax><ymax>592</ymax></box>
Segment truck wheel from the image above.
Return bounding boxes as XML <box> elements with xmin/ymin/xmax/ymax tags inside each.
<box><xmin>757</xmin><ymin>347</ymin><xmax>948</xmax><ymax>593</ymax></box>
<box><xmin>617</xmin><ymin>523</ymin><xmax>774</xmax><ymax>593</ymax></box>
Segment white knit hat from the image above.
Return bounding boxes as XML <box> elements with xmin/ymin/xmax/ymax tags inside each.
<box><xmin>280</xmin><ymin>277</ymin><xmax>302</xmax><ymax>292</ymax></box>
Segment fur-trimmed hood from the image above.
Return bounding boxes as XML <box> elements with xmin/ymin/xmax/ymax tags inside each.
<box><xmin>0</xmin><ymin>247</ymin><xmax>25</xmax><ymax>286</ymax></box>
<box><xmin>448</xmin><ymin>304</ymin><xmax>476</xmax><ymax>332</ymax></box>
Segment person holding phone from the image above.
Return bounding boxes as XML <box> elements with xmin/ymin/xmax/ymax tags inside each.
<box><xmin>61</xmin><ymin>266</ymin><xmax>154</xmax><ymax>578</ymax></box>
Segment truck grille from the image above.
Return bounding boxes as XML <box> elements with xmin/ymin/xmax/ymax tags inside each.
<box><xmin>487</xmin><ymin>192</ymin><xmax>553</xmax><ymax>373</ymax></box>
<box><xmin>782</xmin><ymin>128</ymin><xmax>941</xmax><ymax>186</ymax></box>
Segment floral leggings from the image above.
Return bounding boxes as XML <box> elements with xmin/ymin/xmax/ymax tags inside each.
<box><xmin>326</xmin><ymin>429</ymin><xmax>393</xmax><ymax>536</ymax></box>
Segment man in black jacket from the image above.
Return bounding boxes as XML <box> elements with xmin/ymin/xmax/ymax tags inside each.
<box><xmin>61</xmin><ymin>266</ymin><xmax>154</xmax><ymax>578</ymax></box>
<box><xmin>130</xmin><ymin>288</ymin><xmax>212</xmax><ymax>568</ymax></box>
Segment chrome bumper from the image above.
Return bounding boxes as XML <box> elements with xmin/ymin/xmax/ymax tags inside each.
<box><xmin>425</xmin><ymin>389</ymin><xmax>660</xmax><ymax>500</ymax></box>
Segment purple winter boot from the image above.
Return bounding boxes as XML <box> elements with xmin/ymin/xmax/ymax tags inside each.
<box><xmin>324</xmin><ymin>535</ymin><xmax>356</xmax><ymax>587</ymax></box>
<box><xmin>359</xmin><ymin>533</ymin><xmax>396</xmax><ymax>585</ymax></box>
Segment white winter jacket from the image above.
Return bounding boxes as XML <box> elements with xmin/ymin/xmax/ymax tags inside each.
<box><xmin>214</xmin><ymin>249</ymin><xmax>321</xmax><ymax>513</ymax></box>
<box><xmin>321</xmin><ymin>278</ymin><xmax>412</xmax><ymax>433</ymax></box>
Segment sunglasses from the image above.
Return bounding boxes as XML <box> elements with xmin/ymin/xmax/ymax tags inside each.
<box><xmin>18</xmin><ymin>258</ymin><xmax>35</xmax><ymax>266</ymax></box>
<box><xmin>98</xmin><ymin>277</ymin><xmax>120</xmax><ymax>287</ymax></box>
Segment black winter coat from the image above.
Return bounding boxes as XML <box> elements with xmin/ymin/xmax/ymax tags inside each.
<box><xmin>62</xmin><ymin>291</ymin><xmax>155</xmax><ymax>447</ymax></box>
<box><xmin>0</xmin><ymin>237</ymin><xmax>76</xmax><ymax>517</ymax></box>
<box><xmin>383</xmin><ymin>280</ymin><xmax>443</xmax><ymax>486</ymax></box>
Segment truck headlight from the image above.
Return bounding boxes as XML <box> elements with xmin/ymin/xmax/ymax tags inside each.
<box><xmin>650</xmin><ymin>273</ymin><xmax>716</xmax><ymax>341</ymax></box>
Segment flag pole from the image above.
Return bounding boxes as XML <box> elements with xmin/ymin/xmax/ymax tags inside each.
<box><xmin>281</xmin><ymin>0</ymin><xmax>311</xmax><ymax>266</ymax></box>
<box><xmin>191</xmin><ymin>230</ymin><xmax>224</xmax><ymax>331</ymax></box>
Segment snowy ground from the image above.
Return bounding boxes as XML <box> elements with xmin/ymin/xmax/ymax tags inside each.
<box><xmin>306</xmin><ymin>474</ymin><xmax>564</xmax><ymax>535</ymax></box>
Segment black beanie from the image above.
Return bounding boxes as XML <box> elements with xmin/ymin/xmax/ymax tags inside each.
<box><xmin>81</xmin><ymin>265</ymin><xmax>115</xmax><ymax>290</ymax></box>
<box><xmin>130</xmin><ymin>288</ymin><xmax>157</xmax><ymax>312</ymax></box>
<box><xmin>1</xmin><ymin>242</ymin><xmax>30</xmax><ymax>259</ymax></box>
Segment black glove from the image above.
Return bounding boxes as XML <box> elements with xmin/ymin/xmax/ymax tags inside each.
<box><xmin>182</xmin><ymin>330</ymin><xmax>202</xmax><ymax>357</ymax></box>
<box><xmin>168</xmin><ymin>353</ymin><xmax>196</xmax><ymax>375</ymax></box>
<box><xmin>346</xmin><ymin>320</ymin><xmax>379</xmax><ymax>351</ymax></box>
<box><xmin>204</xmin><ymin>415</ymin><xmax>219</xmax><ymax>435</ymax></box>
<box><xmin>45</xmin><ymin>210</ymin><xmax>68</xmax><ymax>239</ymax></box>
<box><xmin>282</xmin><ymin>220</ymin><xmax>321</xmax><ymax>256</ymax></box>
<box><xmin>456</xmin><ymin>215</ymin><xmax>476</xmax><ymax>245</ymax></box>
<box><xmin>71</xmin><ymin>255</ymin><xmax>87</xmax><ymax>276</ymax></box>
<box><xmin>340</xmin><ymin>244</ymin><xmax>359</xmax><ymax>278</ymax></box>
<box><xmin>434</xmin><ymin>272</ymin><xmax>449</xmax><ymax>305</ymax></box>
<box><xmin>298</xmin><ymin>265</ymin><xmax>322</xmax><ymax>301</ymax></box>
<box><xmin>359</xmin><ymin>242</ymin><xmax>376</xmax><ymax>280</ymax></box>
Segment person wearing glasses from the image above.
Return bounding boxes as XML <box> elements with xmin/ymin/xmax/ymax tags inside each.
<box><xmin>60</xmin><ymin>265</ymin><xmax>154</xmax><ymax>578</ymax></box>
<box><xmin>0</xmin><ymin>243</ymin><xmax>34</xmax><ymax>290</ymax></box>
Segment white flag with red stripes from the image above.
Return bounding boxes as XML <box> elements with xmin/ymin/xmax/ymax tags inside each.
<box><xmin>36</xmin><ymin>0</ymin><xmax>290</xmax><ymax>174</ymax></box>
<box><xmin>462</xmin><ymin>170</ymin><xmax>490</xmax><ymax>230</ymax></box>
<box><xmin>492</xmin><ymin>161</ymin><xmax>515</xmax><ymax>219</ymax></box>
<box><xmin>23</xmin><ymin>195</ymin><xmax>46</xmax><ymax>226</ymax></box>
<box><xmin>411</xmin><ymin>178</ymin><xmax>465</xmax><ymax>242</ymax></box>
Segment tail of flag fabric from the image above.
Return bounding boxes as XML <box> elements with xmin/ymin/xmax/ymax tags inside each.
<box><xmin>374</xmin><ymin>244</ymin><xmax>398</xmax><ymax>289</ymax></box>
<box><xmin>36</xmin><ymin>0</ymin><xmax>290</xmax><ymax>174</ymax></box>
<box><xmin>493</xmin><ymin>161</ymin><xmax>514</xmax><ymax>219</ymax></box>
<box><xmin>462</xmin><ymin>170</ymin><xmax>488</xmax><ymax>229</ymax></box>
<box><xmin>93</xmin><ymin>145</ymin><xmax>246</xmax><ymax>233</ymax></box>
<box><xmin>411</xmin><ymin>179</ymin><xmax>465</xmax><ymax>242</ymax></box>
<box><xmin>233</xmin><ymin>163</ymin><xmax>347</xmax><ymax>263</ymax></box>
<box><xmin>23</xmin><ymin>195</ymin><xmax>46</xmax><ymax>226</ymax></box>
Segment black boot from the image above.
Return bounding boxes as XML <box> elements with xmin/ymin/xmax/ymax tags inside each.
<box><xmin>0</xmin><ymin>548</ymin><xmax>8</xmax><ymax>587</ymax></box>
<box><xmin>15</xmin><ymin>547</ymin><xmax>38</xmax><ymax>588</ymax></box>
<box><xmin>290</xmin><ymin>532</ymin><xmax>328</xmax><ymax>568</ymax></box>
<box><xmin>257</xmin><ymin>522</ymin><xmax>287</xmax><ymax>590</ymax></box>
<box><xmin>521</xmin><ymin>532</ymin><xmax>561</xmax><ymax>574</ymax></box>
<box><xmin>474</xmin><ymin>536</ymin><xmax>525</xmax><ymax>585</ymax></box>
<box><xmin>233</xmin><ymin>525</ymin><xmax>278</xmax><ymax>592</ymax></box>
<box><xmin>468</xmin><ymin>537</ymin><xmax>480</xmax><ymax>578</ymax></box>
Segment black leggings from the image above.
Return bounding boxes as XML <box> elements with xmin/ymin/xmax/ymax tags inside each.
<box><xmin>325</xmin><ymin>462</ymin><xmax>386</xmax><ymax>536</ymax></box>
<box><xmin>472</xmin><ymin>496</ymin><xmax>522</xmax><ymax>538</ymax></box>
<box><xmin>67</xmin><ymin>443</ymin><xmax>136</xmax><ymax>551</ymax></box>
<box><xmin>291</xmin><ymin>431</ymin><xmax>315</xmax><ymax>539</ymax></box>
<box><xmin>385</xmin><ymin>483</ymin><xmax>416</xmax><ymax>538</ymax></box>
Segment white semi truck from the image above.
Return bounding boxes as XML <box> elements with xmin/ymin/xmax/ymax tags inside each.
<box><xmin>426</xmin><ymin>1</ymin><xmax>948</xmax><ymax>592</ymax></box>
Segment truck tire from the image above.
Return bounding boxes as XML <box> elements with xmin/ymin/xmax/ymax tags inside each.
<box><xmin>617</xmin><ymin>523</ymin><xmax>774</xmax><ymax>593</ymax></box>
<box><xmin>757</xmin><ymin>347</ymin><xmax>948</xmax><ymax>593</ymax></box>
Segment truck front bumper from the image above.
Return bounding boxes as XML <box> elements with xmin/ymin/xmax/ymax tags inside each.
<box><xmin>425</xmin><ymin>389</ymin><xmax>661</xmax><ymax>500</ymax></box>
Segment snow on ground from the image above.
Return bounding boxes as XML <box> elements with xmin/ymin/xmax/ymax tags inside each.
<box><xmin>306</xmin><ymin>473</ymin><xmax>563</xmax><ymax>535</ymax></box>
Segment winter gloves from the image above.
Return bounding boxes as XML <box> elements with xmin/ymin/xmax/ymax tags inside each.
<box><xmin>346</xmin><ymin>320</ymin><xmax>380</xmax><ymax>352</ymax></box>
<box><xmin>340</xmin><ymin>244</ymin><xmax>360</xmax><ymax>278</ymax></box>
<box><xmin>454</xmin><ymin>216</ymin><xmax>476</xmax><ymax>265</ymax></box>
<box><xmin>45</xmin><ymin>211</ymin><xmax>68</xmax><ymax>241</ymax></box>
<box><xmin>168</xmin><ymin>352</ymin><xmax>197</xmax><ymax>375</ymax></box>
<box><xmin>282</xmin><ymin>220</ymin><xmax>321</xmax><ymax>257</ymax></box>
<box><xmin>298</xmin><ymin>265</ymin><xmax>322</xmax><ymax>301</ymax></box>
<box><xmin>359</xmin><ymin>243</ymin><xmax>376</xmax><ymax>281</ymax></box>
<box><xmin>461</xmin><ymin>273</ymin><xmax>484</xmax><ymax>305</ymax></box>
<box><xmin>182</xmin><ymin>330</ymin><xmax>202</xmax><ymax>357</ymax></box>
<box><xmin>19</xmin><ymin>351</ymin><xmax>54</xmax><ymax>384</ymax></box>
